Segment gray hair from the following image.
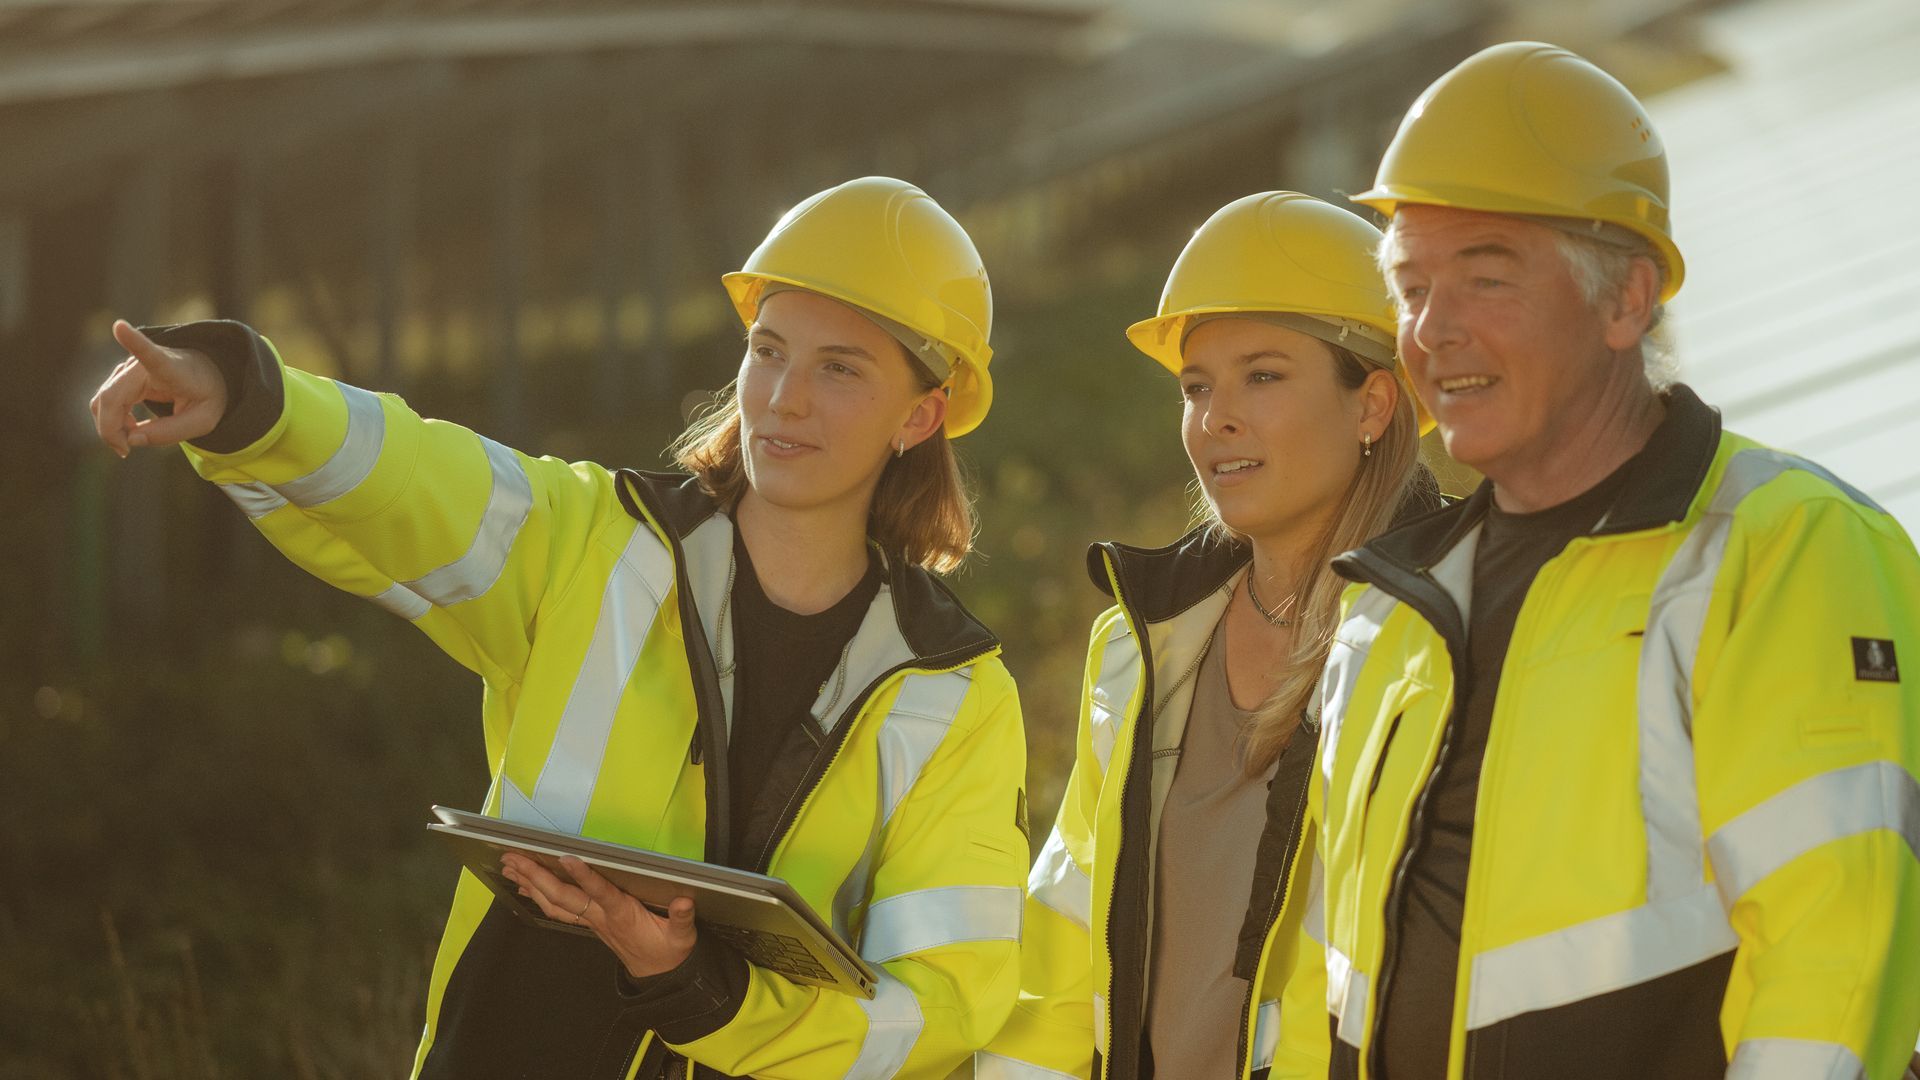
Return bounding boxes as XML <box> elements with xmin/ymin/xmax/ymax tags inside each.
<box><xmin>1549</xmin><ymin>228</ymin><xmax>1676</xmax><ymax>390</ymax></box>
<box><xmin>1377</xmin><ymin>218</ymin><xmax>1678</xmax><ymax>390</ymax></box>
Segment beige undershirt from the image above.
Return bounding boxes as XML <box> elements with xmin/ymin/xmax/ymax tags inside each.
<box><xmin>1145</xmin><ymin>624</ymin><xmax>1279</xmax><ymax>1075</ymax></box>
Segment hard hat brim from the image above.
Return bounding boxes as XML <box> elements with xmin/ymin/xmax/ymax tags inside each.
<box><xmin>722</xmin><ymin>270</ymin><xmax>993</xmax><ymax>439</ymax></box>
<box><xmin>1126</xmin><ymin>308</ymin><xmax>1400</xmax><ymax>377</ymax></box>
<box><xmin>1128</xmin><ymin>309</ymin><xmax>1435</xmax><ymax>435</ymax></box>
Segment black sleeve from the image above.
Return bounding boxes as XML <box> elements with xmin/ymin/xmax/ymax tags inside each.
<box><xmin>139</xmin><ymin>319</ymin><xmax>286</xmax><ymax>454</ymax></box>
<box><xmin>614</xmin><ymin>932</ymin><xmax>751</xmax><ymax>1045</ymax></box>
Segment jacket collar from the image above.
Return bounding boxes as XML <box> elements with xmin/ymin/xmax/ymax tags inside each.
<box><xmin>1086</xmin><ymin>525</ymin><xmax>1249</xmax><ymax>627</ymax></box>
<box><xmin>1346</xmin><ymin>382</ymin><xmax>1723</xmax><ymax>577</ymax></box>
<box><xmin>615</xmin><ymin>469</ymin><xmax>997</xmax><ymax>665</ymax></box>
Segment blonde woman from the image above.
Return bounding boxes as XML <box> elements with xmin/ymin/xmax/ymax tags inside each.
<box><xmin>89</xmin><ymin>177</ymin><xmax>1028</xmax><ymax>1080</ymax></box>
<box><xmin>979</xmin><ymin>192</ymin><xmax>1437</xmax><ymax>1079</ymax></box>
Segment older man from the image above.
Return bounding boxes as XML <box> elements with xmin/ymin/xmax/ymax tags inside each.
<box><xmin>1273</xmin><ymin>41</ymin><xmax>1920</xmax><ymax>1080</ymax></box>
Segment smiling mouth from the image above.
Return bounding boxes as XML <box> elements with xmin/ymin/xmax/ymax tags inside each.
<box><xmin>759</xmin><ymin>436</ymin><xmax>812</xmax><ymax>451</ymax></box>
<box><xmin>1437</xmin><ymin>375</ymin><xmax>1500</xmax><ymax>393</ymax></box>
<box><xmin>1213</xmin><ymin>459</ymin><xmax>1262</xmax><ymax>476</ymax></box>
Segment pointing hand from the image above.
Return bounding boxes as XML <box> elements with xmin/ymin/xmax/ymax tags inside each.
<box><xmin>89</xmin><ymin>320</ymin><xmax>228</xmax><ymax>457</ymax></box>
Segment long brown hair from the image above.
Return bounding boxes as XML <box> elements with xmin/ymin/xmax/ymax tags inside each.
<box><xmin>1198</xmin><ymin>343</ymin><xmax>1435</xmax><ymax>772</ymax></box>
<box><xmin>668</xmin><ymin>358</ymin><xmax>976</xmax><ymax>574</ymax></box>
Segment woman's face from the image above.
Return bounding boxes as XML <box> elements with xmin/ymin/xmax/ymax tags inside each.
<box><xmin>737</xmin><ymin>288</ymin><xmax>944</xmax><ymax>518</ymax></box>
<box><xmin>1179</xmin><ymin>318</ymin><xmax>1383</xmax><ymax>543</ymax></box>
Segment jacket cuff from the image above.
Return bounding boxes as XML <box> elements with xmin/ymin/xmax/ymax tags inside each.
<box><xmin>140</xmin><ymin>320</ymin><xmax>285</xmax><ymax>454</ymax></box>
<box><xmin>615</xmin><ymin>934</ymin><xmax>749</xmax><ymax>1046</ymax></box>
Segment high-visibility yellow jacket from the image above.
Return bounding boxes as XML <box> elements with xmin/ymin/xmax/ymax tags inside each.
<box><xmin>977</xmin><ymin>530</ymin><xmax>1327</xmax><ymax>1079</ymax></box>
<box><xmin>1278</xmin><ymin>386</ymin><xmax>1920</xmax><ymax>1079</ymax></box>
<box><xmin>156</xmin><ymin>321</ymin><xmax>1030</xmax><ymax>1080</ymax></box>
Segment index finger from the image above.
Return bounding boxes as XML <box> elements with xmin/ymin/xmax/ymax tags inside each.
<box><xmin>112</xmin><ymin>319</ymin><xmax>174</xmax><ymax>371</ymax></box>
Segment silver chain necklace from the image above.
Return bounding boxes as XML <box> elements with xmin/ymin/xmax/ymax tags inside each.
<box><xmin>1246</xmin><ymin>572</ymin><xmax>1296</xmax><ymax>627</ymax></box>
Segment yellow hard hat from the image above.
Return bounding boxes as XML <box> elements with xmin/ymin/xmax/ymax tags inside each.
<box><xmin>1352</xmin><ymin>41</ymin><xmax>1685</xmax><ymax>301</ymax></box>
<box><xmin>723</xmin><ymin>176</ymin><xmax>995</xmax><ymax>437</ymax></box>
<box><xmin>1127</xmin><ymin>191</ymin><xmax>1432</xmax><ymax>433</ymax></box>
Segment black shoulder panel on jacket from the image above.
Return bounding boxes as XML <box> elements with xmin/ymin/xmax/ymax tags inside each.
<box><xmin>885</xmin><ymin>556</ymin><xmax>1000</xmax><ymax>665</ymax></box>
<box><xmin>613</xmin><ymin>469</ymin><xmax>997</xmax><ymax>666</ymax></box>
<box><xmin>1085</xmin><ymin>525</ymin><xmax>1249</xmax><ymax>625</ymax></box>
<box><xmin>1592</xmin><ymin>383</ymin><xmax>1722</xmax><ymax>535</ymax></box>
<box><xmin>613</xmin><ymin>469</ymin><xmax>722</xmax><ymax>540</ymax></box>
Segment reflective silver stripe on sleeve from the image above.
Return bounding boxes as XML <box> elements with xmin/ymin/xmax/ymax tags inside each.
<box><xmin>1708</xmin><ymin>760</ymin><xmax>1920</xmax><ymax>906</ymax></box>
<box><xmin>848</xmin><ymin>971</ymin><xmax>923</xmax><ymax>1080</ymax></box>
<box><xmin>1088</xmin><ymin>619</ymin><xmax>1140</xmax><ymax>775</ymax></box>
<box><xmin>857</xmin><ymin>884</ymin><xmax>1022</xmax><ymax>964</ymax></box>
<box><xmin>1726</xmin><ymin>1038</ymin><xmax>1865</xmax><ymax>1080</ymax></box>
<box><xmin>275</xmin><ymin>382</ymin><xmax>386</xmax><ymax>507</ymax></box>
<box><xmin>405</xmin><ymin>437</ymin><xmax>534</xmax><ymax>606</ymax></box>
<box><xmin>876</xmin><ymin>670</ymin><xmax>972</xmax><ymax>825</ymax></box>
<box><xmin>1728</xmin><ymin>447</ymin><xmax>1885</xmax><ymax>515</ymax></box>
<box><xmin>1318</xmin><ymin>586</ymin><xmax>1399</xmax><ymax>788</ymax></box>
<box><xmin>1465</xmin><ymin>881</ymin><xmax>1735</xmax><ymax>1030</ymax></box>
<box><xmin>973</xmin><ymin>1051</ymin><xmax>1080</xmax><ymax>1079</ymax></box>
<box><xmin>526</xmin><ymin>522</ymin><xmax>676</xmax><ymax>834</ymax></box>
<box><xmin>370</xmin><ymin>582</ymin><xmax>430</xmax><ymax>621</ymax></box>
<box><xmin>1326</xmin><ymin>946</ymin><xmax>1368</xmax><ymax>1048</ymax></box>
<box><xmin>219</xmin><ymin>481</ymin><xmax>287</xmax><ymax>518</ymax></box>
<box><xmin>1027</xmin><ymin>827</ymin><xmax>1092</xmax><ymax>931</ymax></box>
<box><xmin>1250</xmin><ymin>997</ymin><xmax>1282</xmax><ymax>1072</ymax></box>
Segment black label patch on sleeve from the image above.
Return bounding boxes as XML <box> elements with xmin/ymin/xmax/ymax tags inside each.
<box><xmin>1853</xmin><ymin>637</ymin><xmax>1900</xmax><ymax>682</ymax></box>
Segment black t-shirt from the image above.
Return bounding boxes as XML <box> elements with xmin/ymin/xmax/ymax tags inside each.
<box><xmin>1376</xmin><ymin>460</ymin><xmax>1639</xmax><ymax>1079</ymax></box>
<box><xmin>724</xmin><ymin>525</ymin><xmax>880</xmax><ymax>863</ymax></box>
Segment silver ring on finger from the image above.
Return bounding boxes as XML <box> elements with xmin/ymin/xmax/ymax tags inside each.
<box><xmin>572</xmin><ymin>897</ymin><xmax>591</xmax><ymax>919</ymax></box>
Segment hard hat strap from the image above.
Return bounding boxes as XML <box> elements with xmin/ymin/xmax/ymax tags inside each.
<box><xmin>1513</xmin><ymin>214</ymin><xmax>1654</xmax><ymax>256</ymax></box>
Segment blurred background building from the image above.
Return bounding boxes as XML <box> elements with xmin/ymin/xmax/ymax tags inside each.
<box><xmin>2</xmin><ymin>0</ymin><xmax>1912</xmax><ymax>1073</ymax></box>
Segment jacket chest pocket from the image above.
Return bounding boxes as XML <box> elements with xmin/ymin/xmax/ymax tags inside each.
<box><xmin>1352</xmin><ymin>682</ymin><xmax>1446</xmax><ymax>848</ymax></box>
<box><xmin>1324</xmin><ymin>677</ymin><xmax>1438</xmax><ymax>869</ymax></box>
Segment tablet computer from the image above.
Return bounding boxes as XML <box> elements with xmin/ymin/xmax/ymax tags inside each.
<box><xmin>427</xmin><ymin>805</ymin><xmax>878</xmax><ymax>999</ymax></box>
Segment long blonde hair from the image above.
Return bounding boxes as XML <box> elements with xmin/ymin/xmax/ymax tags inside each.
<box><xmin>1200</xmin><ymin>343</ymin><xmax>1434</xmax><ymax>772</ymax></box>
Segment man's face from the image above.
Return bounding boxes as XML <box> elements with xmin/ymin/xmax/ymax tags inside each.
<box><xmin>1384</xmin><ymin>205</ymin><xmax>1617</xmax><ymax>482</ymax></box>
